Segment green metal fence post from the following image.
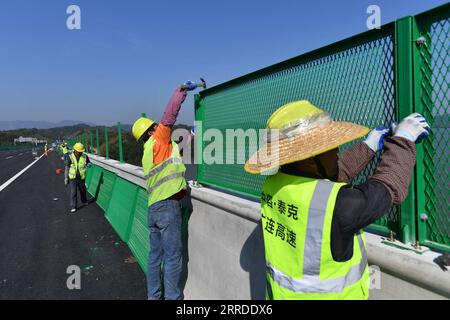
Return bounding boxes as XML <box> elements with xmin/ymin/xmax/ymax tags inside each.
<box><xmin>104</xmin><ymin>127</ymin><xmax>109</xmax><ymax>160</ymax></box>
<box><xmin>96</xmin><ymin>128</ymin><xmax>100</xmax><ymax>156</ymax></box>
<box><xmin>395</xmin><ymin>16</ymin><xmax>417</xmax><ymax>245</ymax></box>
<box><xmin>90</xmin><ymin>131</ymin><xmax>93</xmax><ymax>154</ymax></box>
<box><xmin>194</xmin><ymin>94</ymin><xmax>204</xmax><ymax>180</ymax></box>
<box><xmin>117</xmin><ymin>122</ymin><xmax>124</xmax><ymax>163</ymax></box>
<box><xmin>412</xmin><ymin>14</ymin><xmax>428</xmax><ymax>247</ymax></box>
<box><xmin>412</xmin><ymin>4</ymin><xmax>450</xmax><ymax>252</ymax></box>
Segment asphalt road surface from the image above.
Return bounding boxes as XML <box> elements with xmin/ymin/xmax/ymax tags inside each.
<box><xmin>0</xmin><ymin>150</ymin><xmax>147</xmax><ymax>299</ymax></box>
<box><xmin>0</xmin><ymin>148</ymin><xmax>40</xmax><ymax>186</ymax></box>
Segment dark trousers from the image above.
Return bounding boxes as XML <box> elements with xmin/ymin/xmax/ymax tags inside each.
<box><xmin>69</xmin><ymin>178</ymin><xmax>87</xmax><ymax>209</ymax></box>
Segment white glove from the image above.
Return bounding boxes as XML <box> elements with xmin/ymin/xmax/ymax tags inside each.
<box><xmin>363</xmin><ymin>126</ymin><xmax>390</xmax><ymax>152</ymax></box>
<box><xmin>393</xmin><ymin>113</ymin><xmax>430</xmax><ymax>143</ymax></box>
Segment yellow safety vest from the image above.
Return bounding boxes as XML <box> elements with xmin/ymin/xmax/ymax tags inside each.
<box><xmin>142</xmin><ymin>137</ymin><xmax>186</xmax><ymax>207</ymax></box>
<box><xmin>62</xmin><ymin>146</ymin><xmax>68</xmax><ymax>154</ymax></box>
<box><xmin>262</xmin><ymin>171</ymin><xmax>370</xmax><ymax>300</ymax></box>
<box><xmin>68</xmin><ymin>153</ymin><xmax>88</xmax><ymax>180</ymax></box>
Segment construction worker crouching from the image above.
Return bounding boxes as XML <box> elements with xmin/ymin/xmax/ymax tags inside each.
<box><xmin>245</xmin><ymin>100</ymin><xmax>430</xmax><ymax>300</ymax></box>
<box><xmin>132</xmin><ymin>80</ymin><xmax>203</xmax><ymax>300</ymax></box>
<box><xmin>66</xmin><ymin>142</ymin><xmax>91</xmax><ymax>213</ymax></box>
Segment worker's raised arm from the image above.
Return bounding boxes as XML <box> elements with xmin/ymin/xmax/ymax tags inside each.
<box><xmin>371</xmin><ymin>113</ymin><xmax>429</xmax><ymax>205</ymax></box>
<box><xmin>337</xmin><ymin>127</ymin><xmax>390</xmax><ymax>183</ymax></box>
<box><xmin>335</xmin><ymin>114</ymin><xmax>430</xmax><ymax>234</ymax></box>
<box><xmin>160</xmin><ymin>80</ymin><xmax>205</xmax><ymax>127</ymax></box>
<box><xmin>337</xmin><ymin>142</ymin><xmax>375</xmax><ymax>183</ymax></box>
<box><xmin>160</xmin><ymin>87</ymin><xmax>188</xmax><ymax>128</ymax></box>
<box><xmin>370</xmin><ymin>136</ymin><xmax>416</xmax><ymax>205</ymax></box>
<box><xmin>335</xmin><ymin>136</ymin><xmax>415</xmax><ymax>235</ymax></box>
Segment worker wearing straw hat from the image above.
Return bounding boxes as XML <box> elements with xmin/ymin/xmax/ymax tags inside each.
<box><xmin>245</xmin><ymin>100</ymin><xmax>430</xmax><ymax>300</ymax></box>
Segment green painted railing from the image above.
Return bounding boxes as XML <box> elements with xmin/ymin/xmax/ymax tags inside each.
<box><xmin>195</xmin><ymin>4</ymin><xmax>449</xmax><ymax>251</ymax></box>
<box><xmin>84</xmin><ymin>163</ymin><xmax>190</xmax><ymax>273</ymax></box>
<box><xmin>85</xmin><ymin>166</ymin><xmax>150</xmax><ymax>271</ymax></box>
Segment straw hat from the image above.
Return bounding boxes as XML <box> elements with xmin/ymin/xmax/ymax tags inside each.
<box><xmin>244</xmin><ymin>100</ymin><xmax>369</xmax><ymax>174</ymax></box>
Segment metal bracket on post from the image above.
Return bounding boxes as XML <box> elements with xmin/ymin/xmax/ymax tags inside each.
<box><xmin>416</xmin><ymin>36</ymin><xmax>426</xmax><ymax>46</ymax></box>
<box><xmin>190</xmin><ymin>180</ymin><xmax>203</xmax><ymax>189</ymax></box>
<box><xmin>381</xmin><ymin>229</ymin><xmax>430</xmax><ymax>254</ymax></box>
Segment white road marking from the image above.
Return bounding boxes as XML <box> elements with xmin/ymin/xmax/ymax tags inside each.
<box><xmin>5</xmin><ymin>156</ymin><xmax>13</xmax><ymax>160</ymax></box>
<box><xmin>0</xmin><ymin>154</ymin><xmax>45</xmax><ymax>192</ymax></box>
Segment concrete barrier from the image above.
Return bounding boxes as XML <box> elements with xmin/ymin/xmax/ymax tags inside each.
<box><xmin>86</xmin><ymin>154</ymin><xmax>450</xmax><ymax>300</ymax></box>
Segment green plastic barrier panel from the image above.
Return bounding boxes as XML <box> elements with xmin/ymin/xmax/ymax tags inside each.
<box><xmin>87</xmin><ymin>165</ymin><xmax>103</xmax><ymax>197</ymax></box>
<box><xmin>96</xmin><ymin>169</ymin><xmax>117</xmax><ymax>212</ymax></box>
<box><xmin>105</xmin><ymin>177</ymin><xmax>139</xmax><ymax>242</ymax></box>
<box><xmin>127</xmin><ymin>188</ymin><xmax>150</xmax><ymax>273</ymax></box>
<box><xmin>85</xmin><ymin>165</ymin><xmax>93</xmax><ymax>188</ymax></box>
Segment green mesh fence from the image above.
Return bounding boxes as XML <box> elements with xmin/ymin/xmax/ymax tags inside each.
<box><xmin>196</xmin><ymin>24</ymin><xmax>397</xmax><ymax>232</ymax></box>
<box><xmin>416</xmin><ymin>7</ymin><xmax>449</xmax><ymax>250</ymax></box>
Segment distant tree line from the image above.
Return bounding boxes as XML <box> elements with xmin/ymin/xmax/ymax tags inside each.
<box><xmin>1</xmin><ymin>123</ymin><xmax>192</xmax><ymax>168</ymax></box>
<box><xmin>96</xmin><ymin>124</ymin><xmax>191</xmax><ymax>166</ymax></box>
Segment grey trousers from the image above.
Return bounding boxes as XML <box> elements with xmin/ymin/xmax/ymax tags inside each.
<box><xmin>69</xmin><ymin>178</ymin><xmax>87</xmax><ymax>209</ymax></box>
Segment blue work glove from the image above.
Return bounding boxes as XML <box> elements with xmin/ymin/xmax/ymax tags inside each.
<box><xmin>363</xmin><ymin>126</ymin><xmax>390</xmax><ymax>152</ymax></box>
<box><xmin>182</xmin><ymin>80</ymin><xmax>198</xmax><ymax>91</ymax></box>
<box><xmin>393</xmin><ymin>113</ymin><xmax>430</xmax><ymax>143</ymax></box>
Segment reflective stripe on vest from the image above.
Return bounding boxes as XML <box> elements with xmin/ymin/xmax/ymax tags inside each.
<box><xmin>262</xmin><ymin>176</ymin><xmax>368</xmax><ymax>298</ymax></box>
<box><xmin>147</xmin><ymin>171</ymin><xmax>185</xmax><ymax>193</ymax></box>
<box><xmin>68</xmin><ymin>153</ymin><xmax>87</xmax><ymax>180</ymax></box>
<box><xmin>145</xmin><ymin>157</ymin><xmax>184</xmax><ymax>179</ymax></box>
<box><xmin>267</xmin><ymin>233</ymin><xmax>367</xmax><ymax>294</ymax></box>
<box><xmin>143</xmin><ymin>138</ymin><xmax>186</xmax><ymax>206</ymax></box>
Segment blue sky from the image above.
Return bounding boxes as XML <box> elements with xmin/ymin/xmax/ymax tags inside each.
<box><xmin>0</xmin><ymin>0</ymin><xmax>447</xmax><ymax>126</ymax></box>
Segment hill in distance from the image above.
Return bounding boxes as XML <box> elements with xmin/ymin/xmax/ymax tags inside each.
<box><xmin>0</xmin><ymin>120</ymin><xmax>97</xmax><ymax>131</ymax></box>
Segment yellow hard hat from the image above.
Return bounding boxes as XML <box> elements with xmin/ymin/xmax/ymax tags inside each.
<box><xmin>73</xmin><ymin>142</ymin><xmax>85</xmax><ymax>153</ymax></box>
<box><xmin>132</xmin><ymin>117</ymin><xmax>155</xmax><ymax>141</ymax></box>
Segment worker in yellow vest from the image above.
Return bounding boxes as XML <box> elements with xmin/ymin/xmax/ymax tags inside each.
<box><xmin>132</xmin><ymin>80</ymin><xmax>203</xmax><ymax>300</ymax></box>
<box><xmin>245</xmin><ymin>100</ymin><xmax>430</xmax><ymax>300</ymax></box>
<box><xmin>66</xmin><ymin>142</ymin><xmax>91</xmax><ymax>213</ymax></box>
<box><xmin>61</xmin><ymin>143</ymin><xmax>69</xmax><ymax>155</ymax></box>
<box><xmin>44</xmin><ymin>144</ymin><xmax>48</xmax><ymax>156</ymax></box>
<box><xmin>60</xmin><ymin>143</ymin><xmax>70</xmax><ymax>185</ymax></box>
